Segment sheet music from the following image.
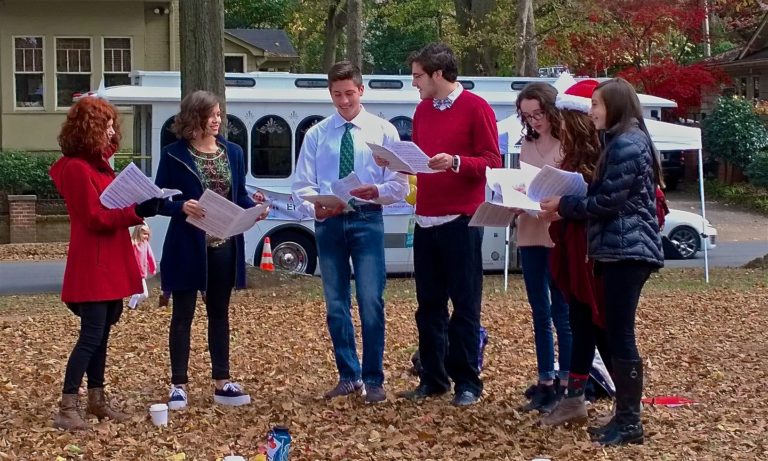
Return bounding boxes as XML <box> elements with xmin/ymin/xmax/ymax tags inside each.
<box><xmin>330</xmin><ymin>172</ymin><xmax>376</xmax><ymax>204</ymax></box>
<box><xmin>366</xmin><ymin>141</ymin><xmax>437</xmax><ymax>174</ymax></box>
<box><xmin>186</xmin><ymin>189</ymin><xmax>268</xmax><ymax>239</ymax></box>
<box><xmin>299</xmin><ymin>194</ymin><xmax>354</xmax><ymax>211</ymax></box>
<box><xmin>527</xmin><ymin>165</ymin><xmax>588</xmax><ymax>202</ymax></box>
<box><xmin>485</xmin><ymin>164</ymin><xmax>540</xmax><ymax>198</ymax></box>
<box><xmin>100</xmin><ymin>163</ymin><xmax>181</xmax><ymax>209</ymax></box>
<box><xmin>469</xmin><ymin>202</ymin><xmax>518</xmax><ymax>227</ymax></box>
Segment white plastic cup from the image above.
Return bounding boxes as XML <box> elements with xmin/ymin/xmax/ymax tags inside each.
<box><xmin>149</xmin><ymin>403</ymin><xmax>168</xmax><ymax>426</ymax></box>
<box><xmin>223</xmin><ymin>457</ymin><xmax>245</xmax><ymax>461</ymax></box>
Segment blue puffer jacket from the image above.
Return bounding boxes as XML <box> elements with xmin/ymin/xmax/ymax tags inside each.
<box><xmin>559</xmin><ymin>123</ymin><xmax>664</xmax><ymax>267</ymax></box>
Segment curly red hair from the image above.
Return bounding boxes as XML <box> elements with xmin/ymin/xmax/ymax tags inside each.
<box><xmin>58</xmin><ymin>97</ymin><xmax>121</xmax><ymax>162</ymax></box>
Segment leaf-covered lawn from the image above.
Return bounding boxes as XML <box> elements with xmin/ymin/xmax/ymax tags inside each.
<box><xmin>0</xmin><ymin>268</ymin><xmax>766</xmax><ymax>460</ymax></box>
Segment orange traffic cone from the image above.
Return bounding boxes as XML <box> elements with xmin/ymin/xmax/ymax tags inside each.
<box><xmin>260</xmin><ymin>237</ymin><xmax>275</xmax><ymax>272</ymax></box>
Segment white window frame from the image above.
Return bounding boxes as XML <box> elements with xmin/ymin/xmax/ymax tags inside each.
<box><xmin>12</xmin><ymin>35</ymin><xmax>45</xmax><ymax>111</ymax></box>
<box><xmin>225</xmin><ymin>53</ymin><xmax>247</xmax><ymax>73</ymax></box>
<box><xmin>54</xmin><ymin>36</ymin><xmax>93</xmax><ymax>110</ymax></box>
<box><xmin>102</xmin><ymin>36</ymin><xmax>132</xmax><ymax>87</ymax></box>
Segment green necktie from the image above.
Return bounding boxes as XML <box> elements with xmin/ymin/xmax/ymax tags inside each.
<box><xmin>339</xmin><ymin>122</ymin><xmax>354</xmax><ymax>178</ymax></box>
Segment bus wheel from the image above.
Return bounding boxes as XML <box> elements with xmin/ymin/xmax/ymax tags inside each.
<box><xmin>267</xmin><ymin>231</ymin><xmax>317</xmax><ymax>274</ymax></box>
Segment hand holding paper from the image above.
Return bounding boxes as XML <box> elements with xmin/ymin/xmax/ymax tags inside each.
<box><xmin>186</xmin><ymin>189</ymin><xmax>269</xmax><ymax>239</ymax></box>
<box><xmin>100</xmin><ymin>163</ymin><xmax>181</xmax><ymax>209</ymax></box>
<box><xmin>366</xmin><ymin>141</ymin><xmax>438</xmax><ymax>174</ymax></box>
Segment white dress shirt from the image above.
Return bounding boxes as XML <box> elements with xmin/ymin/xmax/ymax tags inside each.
<box><xmin>292</xmin><ymin>107</ymin><xmax>409</xmax><ymax>220</ymax></box>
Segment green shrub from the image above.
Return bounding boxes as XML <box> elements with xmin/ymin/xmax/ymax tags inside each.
<box><xmin>705</xmin><ymin>179</ymin><xmax>768</xmax><ymax>215</ymax></box>
<box><xmin>746</xmin><ymin>151</ymin><xmax>768</xmax><ymax>188</ymax></box>
<box><xmin>702</xmin><ymin>96</ymin><xmax>768</xmax><ymax>169</ymax></box>
<box><xmin>0</xmin><ymin>151</ymin><xmax>62</xmax><ymax>198</ymax></box>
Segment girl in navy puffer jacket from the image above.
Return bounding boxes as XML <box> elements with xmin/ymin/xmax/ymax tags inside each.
<box><xmin>541</xmin><ymin>77</ymin><xmax>664</xmax><ymax>447</ymax></box>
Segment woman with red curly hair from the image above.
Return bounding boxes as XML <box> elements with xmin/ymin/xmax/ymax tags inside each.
<box><xmin>50</xmin><ymin>96</ymin><xmax>162</xmax><ymax>430</ymax></box>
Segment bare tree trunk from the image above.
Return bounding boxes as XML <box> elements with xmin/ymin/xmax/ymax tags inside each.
<box><xmin>180</xmin><ymin>0</ymin><xmax>227</xmax><ymax>131</ymax></box>
<box><xmin>346</xmin><ymin>0</ymin><xmax>363</xmax><ymax>69</ymax></box>
<box><xmin>515</xmin><ymin>0</ymin><xmax>538</xmax><ymax>77</ymax></box>
<box><xmin>453</xmin><ymin>0</ymin><xmax>498</xmax><ymax>75</ymax></box>
<box><xmin>321</xmin><ymin>0</ymin><xmax>347</xmax><ymax>72</ymax></box>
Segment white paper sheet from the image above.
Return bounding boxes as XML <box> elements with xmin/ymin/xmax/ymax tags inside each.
<box><xmin>366</xmin><ymin>141</ymin><xmax>438</xmax><ymax>174</ymax></box>
<box><xmin>330</xmin><ymin>172</ymin><xmax>376</xmax><ymax>204</ymax></box>
<box><xmin>300</xmin><ymin>194</ymin><xmax>354</xmax><ymax>212</ymax></box>
<box><xmin>100</xmin><ymin>163</ymin><xmax>181</xmax><ymax>209</ymax></box>
<box><xmin>469</xmin><ymin>201</ymin><xmax>519</xmax><ymax>227</ymax></box>
<box><xmin>527</xmin><ymin>165</ymin><xmax>588</xmax><ymax>202</ymax></box>
<box><xmin>186</xmin><ymin>189</ymin><xmax>269</xmax><ymax>239</ymax></box>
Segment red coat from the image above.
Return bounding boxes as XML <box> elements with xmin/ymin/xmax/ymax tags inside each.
<box><xmin>50</xmin><ymin>156</ymin><xmax>144</xmax><ymax>303</ymax></box>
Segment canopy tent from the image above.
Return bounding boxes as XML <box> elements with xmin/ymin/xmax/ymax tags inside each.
<box><xmin>496</xmin><ymin>115</ymin><xmax>709</xmax><ymax>287</ymax></box>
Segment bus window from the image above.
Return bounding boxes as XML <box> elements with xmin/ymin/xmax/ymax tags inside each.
<box><xmin>161</xmin><ymin>117</ymin><xmax>176</xmax><ymax>149</ymax></box>
<box><xmin>295</xmin><ymin>115</ymin><xmax>324</xmax><ymax>164</ymax></box>
<box><xmin>389</xmin><ymin>116</ymin><xmax>413</xmax><ymax>141</ymax></box>
<box><xmin>251</xmin><ymin>115</ymin><xmax>292</xmax><ymax>178</ymax></box>
<box><xmin>226</xmin><ymin>114</ymin><xmax>248</xmax><ymax>161</ymax></box>
<box><xmin>459</xmin><ymin>80</ymin><xmax>475</xmax><ymax>90</ymax></box>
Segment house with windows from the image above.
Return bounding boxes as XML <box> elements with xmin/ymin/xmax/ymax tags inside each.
<box><xmin>701</xmin><ymin>11</ymin><xmax>768</xmax><ymax>113</ymax></box>
<box><xmin>0</xmin><ymin>0</ymin><xmax>298</xmax><ymax>151</ymax></box>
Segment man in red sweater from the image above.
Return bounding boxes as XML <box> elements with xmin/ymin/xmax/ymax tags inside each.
<box><xmin>396</xmin><ymin>43</ymin><xmax>501</xmax><ymax>406</ymax></box>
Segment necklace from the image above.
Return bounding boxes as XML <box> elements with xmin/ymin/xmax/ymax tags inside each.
<box><xmin>534</xmin><ymin>137</ymin><xmax>560</xmax><ymax>160</ymax></box>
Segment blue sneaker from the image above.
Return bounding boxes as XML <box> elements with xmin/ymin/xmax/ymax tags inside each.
<box><xmin>168</xmin><ymin>385</ymin><xmax>188</xmax><ymax>410</ymax></box>
<box><xmin>214</xmin><ymin>382</ymin><xmax>251</xmax><ymax>406</ymax></box>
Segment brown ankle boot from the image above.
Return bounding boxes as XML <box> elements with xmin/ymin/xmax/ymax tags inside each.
<box><xmin>53</xmin><ymin>393</ymin><xmax>90</xmax><ymax>431</ymax></box>
<box><xmin>87</xmin><ymin>388</ymin><xmax>129</xmax><ymax>422</ymax></box>
<box><xmin>540</xmin><ymin>394</ymin><xmax>588</xmax><ymax>426</ymax></box>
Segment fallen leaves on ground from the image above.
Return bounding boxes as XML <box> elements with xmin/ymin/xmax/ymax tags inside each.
<box><xmin>0</xmin><ymin>269</ymin><xmax>766</xmax><ymax>460</ymax></box>
<box><xmin>0</xmin><ymin>243</ymin><xmax>68</xmax><ymax>261</ymax></box>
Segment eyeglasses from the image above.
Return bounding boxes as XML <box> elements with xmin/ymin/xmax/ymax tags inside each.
<box><xmin>521</xmin><ymin>110</ymin><xmax>546</xmax><ymax>122</ymax></box>
<box><xmin>412</xmin><ymin>72</ymin><xmax>426</xmax><ymax>80</ymax></box>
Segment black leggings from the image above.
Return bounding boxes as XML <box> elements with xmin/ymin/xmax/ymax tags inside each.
<box><xmin>169</xmin><ymin>241</ymin><xmax>236</xmax><ymax>385</ymax></box>
<box><xmin>568</xmin><ymin>299</ymin><xmax>613</xmax><ymax>376</ymax></box>
<box><xmin>62</xmin><ymin>301</ymin><xmax>123</xmax><ymax>394</ymax></box>
<box><xmin>600</xmin><ymin>260</ymin><xmax>654</xmax><ymax>361</ymax></box>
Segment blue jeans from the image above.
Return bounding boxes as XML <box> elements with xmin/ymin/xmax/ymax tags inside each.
<box><xmin>520</xmin><ymin>246</ymin><xmax>571</xmax><ymax>382</ymax></box>
<box><xmin>315</xmin><ymin>207</ymin><xmax>386</xmax><ymax>387</ymax></box>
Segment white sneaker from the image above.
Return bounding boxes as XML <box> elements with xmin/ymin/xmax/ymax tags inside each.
<box><xmin>168</xmin><ymin>385</ymin><xmax>188</xmax><ymax>410</ymax></box>
<box><xmin>213</xmin><ymin>382</ymin><xmax>251</xmax><ymax>406</ymax></box>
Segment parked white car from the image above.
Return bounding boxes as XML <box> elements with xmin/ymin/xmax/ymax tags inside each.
<box><xmin>662</xmin><ymin>209</ymin><xmax>718</xmax><ymax>259</ymax></box>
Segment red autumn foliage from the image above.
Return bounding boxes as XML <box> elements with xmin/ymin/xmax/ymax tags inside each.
<box><xmin>619</xmin><ymin>60</ymin><xmax>731</xmax><ymax>117</ymax></box>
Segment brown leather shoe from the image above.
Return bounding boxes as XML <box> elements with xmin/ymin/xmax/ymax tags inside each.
<box><xmin>540</xmin><ymin>394</ymin><xmax>588</xmax><ymax>426</ymax></box>
<box><xmin>87</xmin><ymin>388</ymin><xmax>129</xmax><ymax>422</ymax></box>
<box><xmin>53</xmin><ymin>393</ymin><xmax>90</xmax><ymax>431</ymax></box>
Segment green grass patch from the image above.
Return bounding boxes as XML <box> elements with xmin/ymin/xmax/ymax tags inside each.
<box><xmin>705</xmin><ymin>179</ymin><xmax>768</xmax><ymax>215</ymax></box>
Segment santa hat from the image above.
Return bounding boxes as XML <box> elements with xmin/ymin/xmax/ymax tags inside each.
<box><xmin>556</xmin><ymin>79</ymin><xmax>599</xmax><ymax>113</ymax></box>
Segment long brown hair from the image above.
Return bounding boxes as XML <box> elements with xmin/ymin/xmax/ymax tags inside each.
<box><xmin>594</xmin><ymin>78</ymin><xmax>664</xmax><ymax>187</ymax></box>
<box><xmin>559</xmin><ymin>110</ymin><xmax>601</xmax><ymax>183</ymax></box>
<box><xmin>58</xmin><ymin>97</ymin><xmax>120</xmax><ymax>162</ymax></box>
<box><xmin>515</xmin><ymin>82</ymin><xmax>561</xmax><ymax>142</ymax></box>
<box><xmin>171</xmin><ymin>90</ymin><xmax>221</xmax><ymax>141</ymax></box>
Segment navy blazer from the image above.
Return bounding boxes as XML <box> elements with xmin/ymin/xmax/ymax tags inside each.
<box><xmin>155</xmin><ymin>136</ymin><xmax>255</xmax><ymax>292</ymax></box>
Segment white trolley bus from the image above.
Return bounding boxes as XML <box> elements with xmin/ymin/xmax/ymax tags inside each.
<box><xmin>100</xmin><ymin>71</ymin><xmax>676</xmax><ymax>274</ymax></box>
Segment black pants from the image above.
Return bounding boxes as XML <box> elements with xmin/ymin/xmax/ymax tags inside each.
<box><xmin>414</xmin><ymin>216</ymin><xmax>484</xmax><ymax>396</ymax></box>
<box><xmin>169</xmin><ymin>241</ymin><xmax>236</xmax><ymax>385</ymax></box>
<box><xmin>62</xmin><ymin>300</ymin><xmax>123</xmax><ymax>394</ymax></box>
<box><xmin>568</xmin><ymin>299</ymin><xmax>613</xmax><ymax>376</ymax></box>
<box><xmin>600</xmin><ymin>260</ymin><xmax>654</xmax><ymax>361</ymax></box>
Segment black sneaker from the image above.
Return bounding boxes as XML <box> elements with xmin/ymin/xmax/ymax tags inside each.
<box><xmin>396</xmin><ymin>384</ymin><xmax>448</xmax><ymax>401</ymax></box>
<box><xmin>323</xmin><ymin>380</ymin><xmax>364</xmax><ymax>399</ymax></box>
<box><xmin>452</xmin><ymin>390</ymin><xmax>480</xmax><ymax>407</ymax></box>
<box><xmin>520</xmin><ymin>383</ymin><xmax>556</xmax><ymax>412</ymax></box>
<box><xmin>364</xmin><ymin>385</ymin><xmax>387</xmax><ymax>404</ymax></box>
<box><xmin>213</xmin><ymin>382</ymin><xmax>251</xmax><ymax>406</ymax></box>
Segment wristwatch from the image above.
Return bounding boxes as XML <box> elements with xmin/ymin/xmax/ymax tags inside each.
<box><xmin>451</xmin><ymin>155</ymin><xmax>460</xmax><ymax>171</ymax></box>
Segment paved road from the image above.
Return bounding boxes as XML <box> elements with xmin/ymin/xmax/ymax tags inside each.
<box><xmin>0</xmin><ymin>260</ymin><xmax>65</xmax><ymax>295</ymax></box>
<box><xmin>1</xmin><ymin>240</ymin><xmax>766</xmax><ymax>295</ymax></box>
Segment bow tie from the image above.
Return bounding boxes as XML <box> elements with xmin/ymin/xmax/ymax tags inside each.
<box><xmin>433</xmin><ymin>97</ymin><xmax>453</xmax><ymax>111</ymax></box>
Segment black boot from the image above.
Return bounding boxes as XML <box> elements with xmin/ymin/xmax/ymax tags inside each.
<box><xmin>596</xmin><ymin>358</ymin><xmax>644</xmax><ymax>446</ymax></box>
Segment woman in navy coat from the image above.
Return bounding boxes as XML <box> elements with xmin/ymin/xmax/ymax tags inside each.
<box><xmin>155</xmin><ymin>90</ymin><xmax>267</xmax><ymax>409</ymax></box>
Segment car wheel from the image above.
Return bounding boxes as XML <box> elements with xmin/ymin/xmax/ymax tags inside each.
<box><xmin>668</xmin><ymin>226</ymin><xmax>699</xmax><ymax>259</ymax></box>
<box><xmin>262</xmin><ymin>230</ymin><xmax>317</xmax><ymax>274</ymax></box>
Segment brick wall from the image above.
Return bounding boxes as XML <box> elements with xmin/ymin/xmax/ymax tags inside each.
<box><xmin>8</xmin><ymin>195</ymin><xmax>37</xmax><ymax>243</ymax></box>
